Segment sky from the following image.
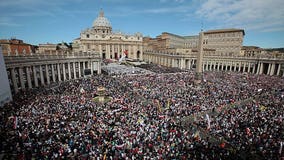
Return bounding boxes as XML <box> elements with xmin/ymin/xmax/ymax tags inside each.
<box><xmin>0</xmin><ymin>0</ymin><xmax>283</xmax><ymax>48</ymax></box>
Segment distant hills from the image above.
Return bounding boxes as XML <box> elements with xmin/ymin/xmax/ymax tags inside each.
<box><xmin>264</xmin><ymin>48</ymin><xmax>284</xmax><ymax>52</ymax></box>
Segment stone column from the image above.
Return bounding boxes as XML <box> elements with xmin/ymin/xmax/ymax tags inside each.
<box><xmin>226</xmin><ymin>63</ymin><xmax>229</xmax><ymax>71</ymax></box>
<box><xmin>51</xmin><ymin>64</ymin><xmax>56</xmax><ymax>82</ymax></box>
<box><xmin>270</xmin><ymin>63</ymin><xmax>275</xmax><ymax>76</ymax></box>
<box><xmin>122</xmin><ymin>45</ymin><xmax>125</xmax><ymax>53</ymax></box>
<box><xmin>238</xmin><ymin>62</ymin><xmax>241</xmax><ymax>72</ymax></box>
<box><xmin>46</xmin><ymin>64</ymin><xmax>50</xmax><ymax>85</ymax></box>
<box><xmin>276</xmin><ymin>64</ymin><xmax>281</xmax><ymax>76</ymax></box>
<box><xmin>11</xmin><ymin>68</ymin><xmax>19</xmax><ymax>93</ymax></box>
<box><xmin>221</xmin><ymin>63</ymin><xmax>224</xmax><ymax>71</ymax></box>
<box><xmin>267</xmin><ymin>63</ymin><xmax>271</xmax><ymax>75</ymax></box>
<box><xmin>256</xmin><ymin>63</ymin><xmax>260</xmax><ymax>74</ymax></box>
<box><xmin>68</xmin><ymin>62</ymin><xmax>71</xmax><ymax>80</ymax></box>
<box><xmin>78</xmin><ymin>62</ymin><xmax>81</xmax><ymax>78</ymax></box>
<box><xmin>242</xmin><ymin>63</ymin><xmax>246</xmax><ymax>72</ymax></box>
<box><xmin>99</xmin><ymin>44</ymin><xmax>102</xmax><ymax>58</ymax></box>
<box><xmin>97</xmin><ymin>61</ymin><xmax>101</xmax><ymax>74</ymax></box>
<box><xmin>217</xmin><ymin>62</ymin><xmax>220</xmax><ymax>71</ymax></box>
<box><xmin>234</xmin><ymin>62</ymin><xmax>237</xmax><ymax>72</ymax></box>
<box><xmin>73</xmin><ymin>62</ymin><xmax>77</xmax><ymax>79</ymax></box>
<box><xmin>57</xmin><ymin>63</ymin><xmax>61</xmax><ymax>81</ymax></box>
<box><xmin>259</xmin><ymin>63</ymin><xmax>264</xmax><ymax>74</ymax></box>
<box><xmin>106</xmin><ymin>45</ymin><xmax>110</xmax><ymax>59</ymax></box>
<box><xmin>63</xmin><ymin>63</ymin><xmax>66</xmax><ymax>81</ymax></box>
<box><xmin>39</xmin><ymin>65</ymin><xmax>44</xmax><ymax>85</ymax></box>
<box><xmin>180</xmin><ymin>59</ymin><xmax>185</xmax><ymax>69</ymax></box>
<box><xmin>252</xmin><ymin>63</ymin><xmax>256</xmax><ymax>74</ymax></box>
<box><xmin>83</xmin><ymin>61</ymin><xmax>86</xmax><ymax>71</ymax></box>
<box><xmin>33</xmin><ymin>66</ymin><xmax>39</xmax><ymax>87</ymax></box>
<box><xmin>206</xmin><ymin>61</ymin><xmax>209</xmax><ymax>70</ymax></box>
<box><xmin>117</xmin><ymin>44</ymin><xmax>120</xmax><ymax>57</ymax></box>
<box><xmin>172</xmin><ymin>59</ymin><xmax>175</xmax><ymax>67</ymax></box>
<box><xmin>139</xmin><ymin>45</ymin><xmax>143</xmax><ymax>60</ymax></box>
<box><xmin>91</xmin><ymin>61</ymin><xmax>94</xmax><ymax>75</ymax></box>
<box><xmin>19</xmin><ymin>67</ymin><xmax>25</xmax><ymax>89</ymax></box>
<box><xmin>112</xmin><ymin>45</ymin><xmax>115</xmax><ymax>59</ymax></box>
<box><xmin>26</xmin><ymin>67</ymin><xmax>32</xmax><ymax>89</ymax></box>
<box><xmin>133</xmin><ymin>45</ymin><xmax>137</xmax><ymax>59</ymax></box>
<box><xmin>248</xmin><ymin>63</ymin><xmax>251</xmax><ymax>73</ymax></box>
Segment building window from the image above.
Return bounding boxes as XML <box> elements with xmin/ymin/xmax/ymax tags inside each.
<box><xmin>86</xmin><ymin>34</ymin><xmax>89</xmax><ymax>38</ymax></box>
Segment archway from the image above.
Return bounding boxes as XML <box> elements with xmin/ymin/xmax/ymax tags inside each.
<box><xmin>102</xmin><ymin>53</ymin><xmax>106</xmax><ymax>59</ymax></box>
<box><xmin>137</xmin><ymin>51</ymin><xmax>140</xmax><ymax>60</ymax></box>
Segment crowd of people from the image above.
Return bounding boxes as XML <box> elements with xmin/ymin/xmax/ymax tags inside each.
<box><xmin>138</xmin><ymin>63</ymin><xmax>185</xmax><ymax>73</ymax></box>
<box><xmin>0</xmin><ymin>64</ymin><xmax>283</xmax><ymax>160</ymax></box>
<box><xmin>102</xmin><ymin>63</ymin><xmax>153</xmax><ymax>76</ymax></box>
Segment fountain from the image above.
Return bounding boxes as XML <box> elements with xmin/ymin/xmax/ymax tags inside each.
<box><xmin>93</xmin><ymin>86</ymin><xmax>112</xmax><ymax>103</ymax></box>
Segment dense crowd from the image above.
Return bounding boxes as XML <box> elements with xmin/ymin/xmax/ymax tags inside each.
<box><xmin>138</xmin><ymin>63</ymin><xmax>185</xmax><ymax>73</ymax></box>
<box><xmin>0</xmin><ymin>65</ymin><xmax>283</xmax><ymax>160</ymax></box>
<box><xmin>101</xmin><ymin>63</ymin><xmax>153</xmax><ymax>76</ymax></box>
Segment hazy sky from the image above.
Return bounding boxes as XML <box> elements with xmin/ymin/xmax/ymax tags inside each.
<box><xmin>0</xmin><ymin>0</ymin><xmax>283</xmax><ymax>48</ymax></box>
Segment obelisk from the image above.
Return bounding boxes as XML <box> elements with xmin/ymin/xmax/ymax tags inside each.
<box><xmin>195</xmin><ymin>32</ymin><xmax>204</xmax><ymax>84</ymax></box>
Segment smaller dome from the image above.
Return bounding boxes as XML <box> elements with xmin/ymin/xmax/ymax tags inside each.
<box><xmin>93</xmin><ymin>10</ymin><xmax>111</xmax><ymax>28</ymax></box>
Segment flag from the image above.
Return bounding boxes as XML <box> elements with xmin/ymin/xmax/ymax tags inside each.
<box><xmin>14</xmin><ymin>116</ymin><xmax>18</xmax><ymax>129</ymax></box>
<box><xmin>194</xmin><ymin>130</ymin><xmax>200</xmax><ymax>140</ymax></box>
<box><xmin>116</xmin><ymin>144</ymin><xmax>124</xmax><ymax>149</ymax></box>
<box><xmin>260</xmin><ymin>105</ymin><xmax>266</xmax><ymax>111</ymax></box>
<box><xmin>206</xmin><ymin>114</ymin><xmax>211</xmax><ymax>130</ymax></box>
<box><xmin>279</xmin><ymin>141</ymin><xmax>283</xmax><ymax>155</ymax></box>
<box><xmin>157</xmin><ymin>100</ymin><xmax>162</xmax><ymax>113</ymax></box>
<box><xmin>246</xmin><ymin>127</ymin><xmax>251</xmax><ymax>136</ymax></box>
<box><xmin>158</xmin><ymin>115</ymin><xmax>165</xmax><ymax>119</ymax></box>
<box><xmin>220</xmin><ymin>142</ymin><xmax>226</xmax><ymax>148</ymax></box>
<box><xmin>167</xmin><ymin>99</ymin><xmax>170</xmax><ymax>109</ymax></box>
<box><xmin>80</xmin><ymin>87</ymin><xmax>85</xmax><ymax>94</ymax></box>
<box><xmin>103</xmin><ymin>153</ymin><xmax>107</xmax><ymax>160</ymax></box>
<box><xmin>123</xmin><ymin>50</ymin><xmax>128</xmax><ymax>56</ymax></box>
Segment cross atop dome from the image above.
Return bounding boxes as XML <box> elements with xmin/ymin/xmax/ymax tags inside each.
<box><xmin>99</xmin><ymin>8</ymin><xmax>104</xmax><ymax>17</ymax></box>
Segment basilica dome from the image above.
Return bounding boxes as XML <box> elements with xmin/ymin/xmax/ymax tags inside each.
<box><xmin>92</xmin><ymin>10</ymin><xmax>111</xmax><ymax>28</ymax></box>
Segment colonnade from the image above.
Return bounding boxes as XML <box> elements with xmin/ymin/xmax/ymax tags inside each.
<box><xmin>143</xmin><ymin>52</ymin><xmax>284</xmax><ymax>77</ymax></box>
<box><xmin>85</xmin><ymin>43</ymin><xmax>143</xmax><ymax>60</ymax></box>
<box><xmin>203</xmin><ymin>61</ymin><xmax>282</xmax><ymax>76</ymax></box>
<box><xmin>143</xmin><ymin>54</ymin><xmax>197</xmax><ymax>69</ymax></box>
<box><xmin>7</xmin><ymin>60</ymin><xmax>101</xmax><ymax>93</ymax></box>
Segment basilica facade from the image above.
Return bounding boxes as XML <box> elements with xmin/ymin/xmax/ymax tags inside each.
<box><xmin>73</xmin><ymin>10</ymin><xmax>143</xmax><ymax>60</ymax></box>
